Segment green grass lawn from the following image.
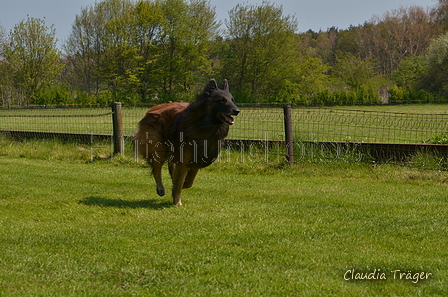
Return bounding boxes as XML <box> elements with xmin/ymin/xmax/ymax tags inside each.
<box><xmin>0</xmin><ymin>152</ymin><xmax>447</xmax><ymax>296</ymax></box>
<box><xmin>1</xmin><ymin>104</ymin><xmax>448</xmax><ymax>144</ymax></box>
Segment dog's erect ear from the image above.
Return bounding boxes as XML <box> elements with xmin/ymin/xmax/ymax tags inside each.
<box><xmin>221</xmin><ymin>79</ymin><xmax>229</xmax><ymax>92</ymax></box>
<box><xmin>206</xmin><ymin>79</ymin><xmax>219</xmax><ymax>94</ymax></box>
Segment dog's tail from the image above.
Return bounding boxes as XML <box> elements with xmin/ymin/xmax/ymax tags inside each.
<box><xmin>132</xmin><ymin>113</ymin><xmax>165</xmax><ymax>155</ymax></box>
<box><xmin>132</xmin><ymin>119</ymin><xmax>143</xmax><ymax>142</ymax></box>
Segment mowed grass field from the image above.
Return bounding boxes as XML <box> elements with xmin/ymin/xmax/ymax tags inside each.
<box><xmin>0</xmin><ymin>138</ymin><xmax>447</xmax><ymax>296</ymax></box>
<box><xmin>1</xmin><ymin>104</ymin><xmax>448</xmax><ymax>144</ymax></box>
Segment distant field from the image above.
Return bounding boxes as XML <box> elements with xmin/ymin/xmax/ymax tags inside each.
<box><xmin>331</xmin><ymin>104</ymin><xmax>448</xmax><ymax>114</ymax></box>
<box><xmin>1</xmin><ymin>104</ymin><xmax>448</xmax><ymax>144</ymax></box>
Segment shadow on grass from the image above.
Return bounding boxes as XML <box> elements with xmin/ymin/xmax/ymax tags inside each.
<box><xmin>79</xmin><ymin>196</ymin><xmax>172</xmax><ymax>210</ymax></box>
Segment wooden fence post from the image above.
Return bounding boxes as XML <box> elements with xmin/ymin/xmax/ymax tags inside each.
<box><xmin>283</xmin><ymin>104</ymin><xmax>294</xmax><ymax>164</ymax></box>
<box><xmin>111</xmin><ymin>102</ymin><xmax>124</xmax><ymax>156</ymax></box>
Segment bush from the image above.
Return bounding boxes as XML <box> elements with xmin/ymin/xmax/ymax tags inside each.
<box><xmin>271</xmin><ymin>80</ymin><xmax>304</xmax><ymax>104</ymax></box>
<box><xmin>33</xmin><ymin>84</ymin><xmax>74</xmax><ymax>105</ymax></box>
<box><xmin>389</xmin><ymin>85</ymin><xmax>446</xmax><ymax>104</ymax></box>
<box><xmin>72</xmin><ymin>89</ymin><xmax>98</xmax><ymax>105</ymax></box>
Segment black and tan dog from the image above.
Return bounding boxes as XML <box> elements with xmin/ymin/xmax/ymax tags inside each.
<box><xmin>134</xmin><ymin>79</ymin><xmax>239</xmax><ymax>205</ymax></box>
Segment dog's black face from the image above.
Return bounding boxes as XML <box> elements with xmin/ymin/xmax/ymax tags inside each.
<box><xmin>205</xmin><ymin>79</ymin><xmax>240</xmax><ymax>125</ymax></box>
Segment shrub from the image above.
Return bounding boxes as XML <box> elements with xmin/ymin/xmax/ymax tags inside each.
<box><xmin>388</xmin><ymin>86</ymin><xmax>446</xmax><ymax>104</ymax></box>
<box><xmin>33</xmin><ymin>83</ymin><xmax>74</xmax><ymax>105</ymax></box>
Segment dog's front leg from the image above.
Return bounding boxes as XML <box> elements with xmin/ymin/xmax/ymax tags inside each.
<box><xmin>171</xmin><ymin>163</ymin><xmax>189</xmax><ymax>205</ymax></box>
<box><xmin>168</xmin><ymin>162</ymin><xmax>175</xmax><ymax>179</ymax></box>
<box><xmin>151</xmin><ymin>161</ymin><xmax>165</xmax><ymax>196</ymax></box>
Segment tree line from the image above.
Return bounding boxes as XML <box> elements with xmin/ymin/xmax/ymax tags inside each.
<box><xmin>2</xmin><ymin>0</ymin><xmax>448</xmax><ymax>106</ymax></box>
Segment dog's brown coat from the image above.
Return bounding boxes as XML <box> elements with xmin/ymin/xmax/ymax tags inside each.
<box><xmin>134</xmin><ymin>79</ymin><xmax>239</xmax><ymax>205</ymax></box>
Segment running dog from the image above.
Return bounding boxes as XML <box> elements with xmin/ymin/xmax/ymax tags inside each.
<box><xmin>134</xmin><ymin>79</ymin><xmax>239</xmax><ymax>205</ymax></box>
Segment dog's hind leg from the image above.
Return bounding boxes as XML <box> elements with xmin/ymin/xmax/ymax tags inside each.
<box><xmin>151</xmin><ymin>161</ymin><xmax>165</xmax><ymax>196</ymax></box>
<box><xmin>171</xmin><ymin>163</ymin><xmax>189</xmax><ymax>205</ymax></box>
<box><xmin>183</xmin><ymin>168</ymin><xmax>199</xmax><ymax>189</ymax></box>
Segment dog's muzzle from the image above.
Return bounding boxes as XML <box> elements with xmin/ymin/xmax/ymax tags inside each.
<box><xmin>219</xmin><ymin>109</ymin><xmax>239</xmax><ymax>125</ymax></box>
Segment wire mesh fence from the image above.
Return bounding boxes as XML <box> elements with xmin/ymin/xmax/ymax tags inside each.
<box><xmin>223</xmin><ymin>106</ymin><xmax>448</xmax><ymax>164</ymax></box>
<box><xmin>292</xmin><ymin>108</ymin><xmax>448</xmax><ymax>144</ymax></box>
<box><xmin>1</xmin><ymin>104</ymin><xmax>448</xmax><ymax>163</ymax></box>
<box><xmin>227</xmin><ymin>106</ymin><xmax>448</xmax><ymax>144</ymax></box>
<box><xmin>0</xmin><ymin>106</ymin><xmax>113</xmax><ymax>143</ymax></box>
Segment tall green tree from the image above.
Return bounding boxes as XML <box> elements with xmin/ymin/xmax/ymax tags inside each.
<box><xmin>333</xmin><ymin>53</ymin><xmax>385</xmax><ymax>90</ymax></box>
<box><xmin>3</xmin><ymin>17</ymin><xmax>63</xmax><ymax>103</ymax></box>
<box><xmin>64</xmin><ymin>0</ymin><xmax>218</xmax><ymax>102</ymax></box>
<box><xmin>435</xmin><ymin>0</ymin><xmax>448</xmax><ymax>30</ymax></box>
<box><xmin>275</xmin><ymin>56</ymin><xmax>329</xmax><ymax>103</ymax></box>
<box><xmin>156</xmin><ymin>0</ymin><xmax>219</xmax><ymax>98</ymax></box>
<box><xmin>0</xmin><ymin>24</ymin><xmax>5</xmax><ymax>55</ymax></box>
<box><xmin>100</xmin><ymin>0</ymin><xmax>141</xmax><ymax>100</ymax></box>
<box><xmin>424</xmin><ymin>31</ymin><xmax>448</xmax><ymax>95</ymax></box>
<box><xmin>135</xmin><ymin>0</ymin><xmax>164</xmax><ymax>100</ymax></box>
<box><xmin>297</xmin><ymin>28</ymin><xmax>338</xmax><ymax>64</ymax></box>
<box><xmin>0</xmin><ymin>24</ymin><xmax>20</xmax><ymax>105</ymax></box>
<box><xmin>64</xmin><ymin>4</ymin><xmax>98</xmax><ymax>95</ymax></box>
<box><xmin>223</xmin><ymin>1</ymin><xmax>300</xmax><ymax>101</ymax></box>
<box><xmin>355</xmin><ymin>6</ymin><xmax>437</xmax><ymax>75</ymax></box>
<box><xmin>392</xmin><ymin>56</ymin><xmax>427</xmax><ymax>90</ymax></box>
<box><xmin>64</xmin><ymin>0</ymin><xmax>135</xmax><ymax>96</ymax></box>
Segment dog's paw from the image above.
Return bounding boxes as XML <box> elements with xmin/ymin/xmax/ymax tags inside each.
<box><xmin>157</xmin><ymin>187</ymin><xmax>165</xmax><ymax>196</ymax></box>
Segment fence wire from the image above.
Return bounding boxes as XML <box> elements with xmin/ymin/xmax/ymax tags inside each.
<box><xmin>227</xmin><ymin>107</ymin><xmax>285</xmax><ymax>141</ymax></box>
<box><xmin>226</xmin><ymin>107</ymin><xmax>448</xmax><ymax>145</ymax></box>
<box><xmin>0</xmin><ymin>107</ymin><xmax>113</xmax><ymax>143</ymax></box>
<box><xmin>292</xmin><ymin>108</ymin><xmax>448</xmax><ymax>144</ymax></box>
<box><xmin>1</xmin><ymin>104</ymin><xmax>447</xmax><ymax>150</ymax></box>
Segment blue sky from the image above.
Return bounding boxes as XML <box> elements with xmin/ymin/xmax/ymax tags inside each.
<box><xmin>0</xmin><ymin>0</ymin><xmax>437</xmax><ymax>48</ymax></box>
